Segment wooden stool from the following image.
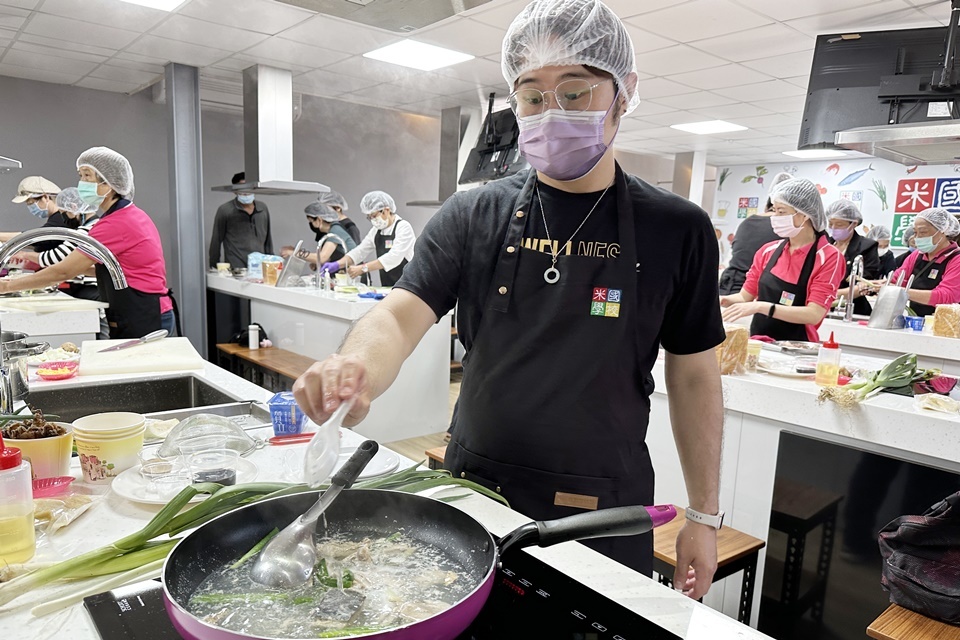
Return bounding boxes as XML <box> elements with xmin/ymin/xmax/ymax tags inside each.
<box><xmin>425</xmin><ymin>445</ymin><xmax>447</xmax><ymax>470</ymax></box>
<box><xmin>653</xmin><ymin>506</ymin><xmax>766</xmax><ymax>624</ymax></box>
<box><xmin>760</xmin><ymin>478</ymin><xmax>843</xmax><ymax>631</ymax></box>
<box><xmin>868</xmin><ymin>604</ymin><xmax>960</xmax><ymax>640</ymax></box>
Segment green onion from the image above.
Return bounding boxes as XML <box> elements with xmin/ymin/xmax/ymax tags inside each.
<box><xmin>230</xmin><ymin>528</ymin><xmax>279</xmax><ymax>570</ymax></box>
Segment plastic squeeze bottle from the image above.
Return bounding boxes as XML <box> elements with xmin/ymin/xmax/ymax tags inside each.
<box><xmin>0</xmin><ymin>433</ymin><xmax>35</xmax><ymax>564</ymax></box>
<box><xmin>815</xmin><ymin>331</ymin><xmax>841</xmax><ymax>387</ymax></box>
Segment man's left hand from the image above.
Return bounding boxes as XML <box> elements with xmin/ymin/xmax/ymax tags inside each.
<box><xmin>673</xmin><ymin>520</ymin><xmax>718</xmax><ymax>599</ymax></box>
<box><xmin>721</xmin><ymin>300</ymin><xmax>761</xmax><ymax>322</ymax></box>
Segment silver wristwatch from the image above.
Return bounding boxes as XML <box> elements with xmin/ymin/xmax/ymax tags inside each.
<box><xmin>361</xmin><ymin>264</ymin><xmax>369</xmax><ymax>274</ymax></box>
<box><xmin>685</xmin><ymin>507</ymin><xmax>724</xmax><ymax>529</ymax></box>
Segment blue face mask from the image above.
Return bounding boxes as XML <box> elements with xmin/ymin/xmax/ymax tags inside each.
<box><xmin>237</xmin><ymin>194</ymin><xmax>255</xmax><ymax>205</ymax></box>
<box><xmin>915</xmin><ymin>233</ymin><xmax>939</xmax><ymax>254</ymax></box>
<box><xmin>77</xmin><ymin>181</ymin><xmax>106</xmax><ymax>209</ymax></box>
<box><xmin>27</xmin><ymin>202</ymin><xmax>48</xmax><ymax>219</ymax></box>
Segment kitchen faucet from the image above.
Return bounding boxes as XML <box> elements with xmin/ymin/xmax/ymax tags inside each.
<box><xmin>0</xmin><ymin>228</ymin><xmax>127</xmax><ymax>411</ymax></box>
<box><xmin>315</xmin><ymin>233</ymin><xmax>348</xmax><ymax>290</ymax></box>
<box><xmin>845</xmin><ymin>254</ymin><xmax>864</xmax><ymax>323</ymax></box>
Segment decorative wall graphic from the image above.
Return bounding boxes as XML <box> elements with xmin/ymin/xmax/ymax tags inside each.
<box><xmin>741</xmin><ymin>166</ymin><xmax>768</xmax><ymax>185</ymax></box>
<box><xmin>737</xmin><ymin>197</ymin><xmax>759</xmax><ymax>218</ymax></box>
<box><xmin>892</xmin><ymin>214</ymin><xmax>918</xmax><ymax>247</ymax></box>
<box><xmin>895</xmin><ymin>179</ymin><xmax>935</xmax><ymax>213</ymax></box>
<box><xmin>718</xmin><ymin>168</ymin><xmax>732</xmax><ymax>191</ymax></box>
<box><xmin>839</xmin><ymin>190</ymin><xmax>863</xmax><ymax>203</ymax></box>
<box><xmin>782</xmin><ymin>164</ymin><xmax>799</xmax><ymax>174</ymax></box>
<box><xmin>717</xmin><ymin>200</ymin><xmax>730</xmax><ymax>218</ymax></box>
<box><xmin>934</xmin><ymin>177</ymin><xmax>960</xmax><ymax>213</ymax></box>
<box><xmin>825</xmin><ymin>163</ymin><xmax>840</xmax><ymax>175</ymax></box>
<box><xmin>870</xmin><ymin>179</ymin><xmax>889</xmax><ymax>211</ymax></box>
<box><xmin>906</xmin><ymin>165</ymin><xmax>919</xmax><ymax>174</ymax></box>
<box><xmin>838</xmin><ymin>163</ymin><xmax>875</xmax><ymax>186</ymax></box>
<box><xmin>815</xmin><ymin>184</ymin><xmax>828</xmax><ymax>195</ymax></box>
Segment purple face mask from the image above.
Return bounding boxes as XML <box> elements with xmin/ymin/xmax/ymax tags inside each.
<box><xmin>517</xmin><ymin>94</ymin><xmax>620</xmax><ymax>181</ymax></box>
<box><xmin>828</xmin><ymin>225</ymin><xmax>853</xmax><ymax>241</ymax></box>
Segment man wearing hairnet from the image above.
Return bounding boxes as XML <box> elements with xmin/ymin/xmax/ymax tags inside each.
<box><xmin>890</xmin><ymin>207</ymin><xmax>960</xmax><ymax>316</ymax></box>
<box><xmin>294</xmin><ymin>0</ymin><xmax>725</xmax><ymax>594</ymax></box>
<box><xmin>825</xmin><ymin>200</ymin><xmax>880</xmax><ymax>317</ymax></box>
<box><xmin>721</xmin><ymin>178</ymin><xmax>846</xmax><ymax>341</ymax></box>
<box><xmin>867</xmin><ymin>225</ymin><xmax>896</xmax><ymax>276</ymax></box>
<box><xmin>719</xmin><ymin>171</ymin><xmax>792</xmax><ymax>295</ymax></box>
<box><xmin>324</xmin><ymin>191</ymin><xmax>415</xmax><ymax>287</ymax></box>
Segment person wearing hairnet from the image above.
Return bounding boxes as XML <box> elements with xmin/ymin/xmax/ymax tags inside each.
<box><xmin>293</xmin><ymin>0</ymin><xmax>725</xmax><ymax>596</ymax></box>
<box><xmin>721</xmin><ymin>178</ymin><xmax>845</xmax><ymax>341</ymax></box>
<box><xmin>718</xmin><ymin>172</ymin><xmax>792</xmax><ymax>295</ymax></box>
<box><xmin>323</xmin><ymin>191</ymin><xmax>415</xmax><ymax>287</ymax></box>
<box><xmin>4</xmin><ymin>176</ymin><xmax>74</xmax><ymax>251</ymax></box>
<box><xmin>890</xmin><ymin>208</ymin><xmax>960</xmax><ymax>316</ymax></box>
<box><xmin>825</xmin><ymin>200</ymin><xmax>880</xmax><ymax>317</ymax></box>
<box><xmin>282</xmin><ymin>201</ymin><xmax>357</xmax><ymax>266</ymax></box>
<box><xmin>867</xmin><ymin>225</ymin><xmax>896</xmax><ymax>277</ymax></box>
<box><xmin>895</xmin><ymin>226</ymin><xmax>918</xmax><ymax>269</ymax></box>
<box><xmin>208</xmin><ymin>171</ymin><xmax>273</xmax><ymax>270</ymax></box>
<box><xmin>317</xmin><ymin>190</ymin><xmax>361</xmax><ymax>246</ymax></box>
<box><xmin>0</xmin><ymin>147</ymin><xmax>176</xmax><ymax>338</ymax></box>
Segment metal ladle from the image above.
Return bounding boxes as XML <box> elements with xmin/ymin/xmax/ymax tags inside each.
<box><xmin>251</xmin><ymin>439</ymin><xmax>379</xmax><ymax>589</ymax></box>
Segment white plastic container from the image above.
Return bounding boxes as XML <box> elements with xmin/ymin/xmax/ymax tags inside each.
<box><xmin>0</xmin><ymin>436</ymin><xmax>36</xmax><ymax>564</ymax></box>
<box><xmin>249</xmin><ymin>324</ymin><xmax>260</xmax><ymax>350</ymax></box>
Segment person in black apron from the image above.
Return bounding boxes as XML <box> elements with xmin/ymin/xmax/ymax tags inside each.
<box><xmin>867</xmin><ymin>225</ymin><xmax>897</xmax><ymax>280</ymax></box>
<box><xmin>825</xmin><ymin>200</ymin><xmax>880</xmax><ymax>318</ymax></box>
<box><xmin>325</xmin><ymin>191</ymin><xmax>415</xmax><ymax>287</ymax></box>
<box><xmin>721</xmin><ymin>178</ymin><xmax>845</xmax><ymax>342</ymax></box>
<box><xmin>892</xmin><ymin>208</ymin><xmax>960</xmax><ymax>316</ymax></box>
<box><xmin>294</xmin><ymin>0</ymin><xmax>729</xmax><ymax>600</ymax></box>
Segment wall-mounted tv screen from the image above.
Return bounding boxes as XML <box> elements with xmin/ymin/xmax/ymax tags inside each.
<box><xmin>459</xmin><ymin>107</ymin><xmax>528</xmax><ymax>184</ymax></box>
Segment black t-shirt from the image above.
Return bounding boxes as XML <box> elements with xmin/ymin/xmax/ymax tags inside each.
<box><xmin>522</xmin><ymin>180</ymin><xmax>619</xmax><ymax>260</ymax></box>
<box><xmin>34</xmin><ymin>211</ymin><xmax>72</xmax><ymax>254</ymax></box>
<box><xmin>718</xmin><ymin>215</ymin><xmax>780</xmax><ymax>294</ymax></box>
<box><xmin>340</xmin><ymin>217</ymin><xmax>362</xmax><ymax>245</ymax></box>
<box><xmin>396</xmin><ymin>168</ymin><xmax>725</xmax><ymax>367</ymax></box>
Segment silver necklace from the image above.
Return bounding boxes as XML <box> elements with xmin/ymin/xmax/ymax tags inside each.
<box><xmin>536</xmin><ymin>182</ymin><xmax>611</xmax><ymax>284</ymax></box>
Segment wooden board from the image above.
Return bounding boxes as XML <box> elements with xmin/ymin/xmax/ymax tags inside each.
<box><xmin>868</xmin><ymin>604</ymin><xmax>960</xmax><ymax>640</ymax></box>
<box><xmin>79</xmin><ymin>337</ymin><xmax>204</xmax><ymax>376</ymax></box>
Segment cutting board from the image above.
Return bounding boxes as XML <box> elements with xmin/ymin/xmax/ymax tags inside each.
<box><xmin>0</xmin><ymin>298</ymin><xmax>109</xmax><ymax>313</ymax></box>
<box><xmin>79</xmin><ymin>337</ymin><xmax>205</xmax><ymax>376</ymax></box>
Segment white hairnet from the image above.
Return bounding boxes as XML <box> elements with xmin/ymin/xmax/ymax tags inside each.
<box><xmin>903</xmin><ymin>227</ymin><xmax>916</xmax><ymax>243</ymax></box>
<box><xmin>866</xmin><ymin>225</ymin><xmax>891</xmax><ymax>241</ymax></box>
<box><xmin>764</xmin><ymin>171</ymin><xmax>793</xmax><ymax>208</ymax></box>
<box><xmin>76</xmin><ymin>146</ymin><xmax>135</xmax><ymax>199</ymax></box>
<box><xmin>56</xmin><ymin>187</ymin><xmax>98</xmax><ymax>217</ymax></box>
<box><xmin>501</xmin><ymin>0</ymin><xmax>640</xmax><ymax>115</ymax></box>
<box><xmin>360</xmin><ymin>191</ymin><xmax>396</xmax><ymax>215</ymax></box>
<box><xmin>305</xmin><ymin>201</ymin><xmax>339</xmax><ymax>222</ymax></box>
<box><xmin>771</xmin><ymin>178</ymin><xmax>826</xmax><ymax>232</ymax></box>
<box><xmin>826</xmin><ymin>199</ymin><xmax>862</xmax><ymax>223</ymax></box>
<box><xmin>318</xmin><ymin>190</ymin><xmax>348</xmax><ymax>211</ymax></box>
<box><xmin>917</xmin><ymin>207</ymin><xmax>960</xmax><ymax>236</ymax></box>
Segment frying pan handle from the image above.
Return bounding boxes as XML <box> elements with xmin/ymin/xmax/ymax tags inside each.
<box><xmin>498</xmin><ymin>506</ymin><xmax>654</xmax><ymax>556</ymax></box>
<box><xmin>330</xmin><ymin>439</ymin><xmax>378</xmax><ymax>489</ymax></box>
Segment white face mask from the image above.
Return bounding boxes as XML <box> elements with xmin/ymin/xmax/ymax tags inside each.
<box><xmin>371</xmin><ymin>216</ymin><xmax>390</xmax><ymax>230</ymax></box>
<box><xmin>878</xmin><ymin>247</ymin><xmax>890</xmax><ymax>256</ymax></box>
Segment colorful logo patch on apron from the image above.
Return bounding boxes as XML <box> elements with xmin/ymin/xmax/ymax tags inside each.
<box><xmin>384</xmin><ymin>239</ymin><xmax>393</xmax><ymax>249</ymax></box>
<box><xmin>779</xmin><ymin>291</ymin><xmax>796</xmax><ymax>306</ymax></box>
<box><xmin>930</xmin><ymin>268</ymin><xmax>939</xmax><ymax>279</ymax></box>
<box><xmin>590</xmin><ymin>287</ymin><xmax>621</xmax><ymax>317</ymax></box>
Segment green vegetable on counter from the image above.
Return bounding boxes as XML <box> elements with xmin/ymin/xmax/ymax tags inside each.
<box><xmin>818</xmin><ymin>353</ymin><xmax>939</xmax><ymax>408</ymax></box>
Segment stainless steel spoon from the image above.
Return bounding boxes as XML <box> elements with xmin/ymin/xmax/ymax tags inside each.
<box><xmin>250</xmin><ymin>439</ymin><xmax>379</xmax><ymax>589</ymax></box>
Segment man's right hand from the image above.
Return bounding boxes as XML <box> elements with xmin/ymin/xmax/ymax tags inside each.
<box><xmin>293</xmin><ymin>354</ymin><xmax>370</xmax><ymax>427</ymax></box>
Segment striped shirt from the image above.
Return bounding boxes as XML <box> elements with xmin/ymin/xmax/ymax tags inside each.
<box><xmin>37</xmin><ymin>217</ymin><xmax>100</xmax><ymax>268</ymax></box>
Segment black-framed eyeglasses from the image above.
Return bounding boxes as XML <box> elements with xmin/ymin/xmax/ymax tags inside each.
<box><xmin>508</xmin><ymin>78</ymin><xmax>609</xmax><ymax>118</ymax></box>
<box><xmin>365</xmin><ymin>209</ymin><xmax>387</xmax><ymax>221</ymax></box>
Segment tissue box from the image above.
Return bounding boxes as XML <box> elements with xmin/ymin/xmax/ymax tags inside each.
<box><xmin>268</xmin><ymin>392</ymin><xmax>306</xmax><ymax>436</ymax></box>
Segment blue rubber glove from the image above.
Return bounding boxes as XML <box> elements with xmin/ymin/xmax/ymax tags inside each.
<box><xmin>320</xmin><ymin>262</ymin><xmax>340</xmax><ymax>274</ymax></box>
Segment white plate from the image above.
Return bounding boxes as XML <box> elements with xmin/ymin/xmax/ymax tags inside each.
<box><xmin>111</xmin><ymin>457</ymin><xmax>259</xmax><ymax>505</ymax></box>
<box><xmin>757</xmin><ymin>361</ymin><xmax>815</xmax><ymax>379</ymax></box>
<box><xmin>334</xmin><ymin>446</ymin><xmax>400</xmax><ymax>479</ymax></box>
<box><xmin>26</xmin><ymin>351</ymin><xmax>80</xmax><ymax>368</ymax></box>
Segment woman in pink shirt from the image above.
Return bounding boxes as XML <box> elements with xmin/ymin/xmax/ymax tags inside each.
<box><xmin>719</xmin><ymin>178</ymin><xmax>845</xmax><ymax>342</ymax></box>
<box><xmin>890</xmin><ymin>207</ymin><xmax>960</xmax><ymax>317</ymax></box>
<box><xmin>0</xmin><ymin>147</ymin><xmax>175</xmax><ymax>339</ymax></box>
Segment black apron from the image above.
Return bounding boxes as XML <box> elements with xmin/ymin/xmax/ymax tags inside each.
<box><xmin>374</xmin><ymin>223</ymin><xmax>408</xmax><ymax>287</ymax></box>
<box><xmin>908</xmin><ymin>247</ymin><xmax>960</xmax><ymax>317</ymax></box>
<box><xmin>750</xmin><ymin>235</ymin><xmax>823</xmax><ymax>341</ymax></box>
<box><xmin>444</xmin><ymin>168</ymin><xmax>655</xmax><ymax>575</ymax></box>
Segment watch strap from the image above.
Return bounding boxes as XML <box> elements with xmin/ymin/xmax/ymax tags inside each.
<box><xmin>768</xmin><ymin>303</ymin><xmax>776</xmax><ymax>318</ymax></box>
<box><xmin>361</xmin><ymin>264</ymin><xmax>369</xmax><ymax>273</ymax></box>
<box><xmin>685</xmin><ymin>507</ymin><xmax>724</xmax><ymax>529</ymax></box>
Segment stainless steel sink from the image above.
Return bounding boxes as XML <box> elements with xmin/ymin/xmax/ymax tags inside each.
<box><xmin>27</xmin><ymin>375</ymin><xmax>243</xmax><ymax>423</ymax></box>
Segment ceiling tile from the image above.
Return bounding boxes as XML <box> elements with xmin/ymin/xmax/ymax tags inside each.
<box><xmin>149</xmin><ymin>15</ymin><xmax>269</xmax><ymax>52</ymax></box>
<box><xmin>469</xmin><ymin>0</ymin><xmax>533</xmax><ymax>29</ymax></box>
<box><xmin>627</xmin><ymin>0</ymin><xmax>773</xmax><ymax>42</ymax></box>
<box><xmin>391</xmin><ymin>71</ymin><xmax>474</xmax><ymax>97</ymax></box>
<box><xmin>10</xmin><ymin>40</ymin><xmax>108</xmax><ymax>64</ymax></box>
<box><xmin>669</xmin><ymin>64</ymin><xmax>773</xmax><ymax>90</ymax></box>
<box><xmin>619</xmin><ymin>117</ymin><xmax>670</xmax><ymax>132</ymax></box>
<box><xmin>784</xmin><ymin>75</ymin><xmax>809</xmax><ymax>89</ymax></box>
<box><xmin>603</xmin><ymin>0</ymin><xmax>690</xmax><ymax>18</ymax></box>
<box><xmin>124</xmin><ymin>35</ymin><xmax>231</xmax><ymax>67</ymax></box>
<box><xmin>749</xmin><ymin>95</ymin><xmax>808</xmax><ymax>115</ymax></box>
<box><xmin>435</xmin><ymin>56</ymin><xmax>506</xmax><ymax>89</ymax></box>
<box><xmin>741</xmin><ymin>50</ymin><xmax>814</xmax><ymax>79</ymax></box>
<box><xmin>735</xmin><ymin>0</ymin><xmax>904</xmax><ymax>21</ymax></box>
<box><xmin>416</xmin><ymin>18</ymin><xmax>505</xmax><ymax>57</ymax></box>
<box><xmin>785</xmin><ymin>1</ymin><xmax>938</xmax><ymax>37</ymax></box>
<box><xmin>39</xmin><ymin>0</ymin><xmax>167</xmax><ymax>32</ymax></box>
<box><xmin>75</xmin><ymin>76</ymin><xmax>141</xmax><ymax>94</ymax></box>
<box><xmin>16</xmin><ymin>32</ymin><xmax>119</xmax><ymax>57</ymax></box>
<box><xmin>634</xmin><ymin>77</ymin><xmax>699</xmax><ymax>99</ymax></box>
<box><xmin>25</xmin><ymin>13</ymin><xmax>139</xmax><ymax>48</ymax></box>
<box><xmin>113</xmin><ymin>51</ymin><xmax>168</xmax><ymax>65</ymax></box>
<box><xmin>0</xmin><ymin>6</ymin><xmax>29</xmax><ymax>32</ymax></box>
<box><xmin>690</xmin><ymin>101</ymin><xmax>775</xmax><ymax>119</ymax></box>
<box><xmin>89</xmin><ymin>64</ymin><xmax>159</xmax><ymax>86</ymax></box>
<box><xmin>690</xmin><ymin>23</ymin><xmax>814</xmax><ymax>62</ymax></box>
<box><xmin>324</xmin><ymin>55</ymin><xmax>427</xmax><ymax>85</ymax></box>
<box><xmin>0</xmin><ymin>61</ymin><xmax>80</xmax><ymax>84</ymax></box>
<box><xmin>242</xmin><ymin>38</ymin><xmax>350</xmax><ymax>70</ymax></box>
<box><xmin>2</xmin><ymin>48</ymin><xmax>99</xmax><ymax>75</ymax></box>
<box><xmin>103</xmin><ymin>57</ymin><xmax>165</xmax><ymax>75</ymax></box>
<box><xmin>643</xmin><ymin>110</ymin><xmax>706</xmax><ymax>126</ymax></box>
<box><xmin>635</xmin><ymin>44</ymin><xmax>727</xmax><ymax>76</ymax></box>
<box><xmin>400</xmin><ymin>95</ymin><xmax>467</xmax><ymax>116</ymax></box>
<box><xmin>179</xmin><ymin>0</ymin><xmax>313</xmax><ymax>35</ymax></box>
<box><xmin>652</xmin><ymin>91</ymin><xmax>738</xmax><ymax>109</ymax></box>
<box><xmin>631</xmin><ymin>99</ymin><xmax>678</xmax><ymax>116</ymax></box>
<box><xmin>214</xmin><ymin>53</ymin><xmax>311</xmax><ymax>74</ymax></box>
<box><xmin>293</xmin><ymin>68</ymin><xmax>380</xmax><ymax>95</ymax></box>
<box><xmin>0</xmin><ymin>0</ymin><xmax>39</xmax><ymax>8</ymax></box>
<box><xmin>713</xmin><ymin>79</ymin><xmax>806</xmax><ymax>101</ymax></box>
<box><xmin>280</xmin><ymin>14</ymin><xmax>401</xmax><ymax>56</ymax></box>
<box><xmin>756</xmin><ymin>125</ymin><xmax>801</xmax><ymax>137</ymax></box>
<box><xmin>623</xmin><ymin>23</ymin><xmax>677</xmax><ymax>54</ymax></box>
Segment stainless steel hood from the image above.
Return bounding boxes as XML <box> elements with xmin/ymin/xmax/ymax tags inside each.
<box><xmin>0</xmin><ymin>155</ymin><xmax>22</xmax><ymax>174</ymax></box>
<box><xmin>835</xmin><ymin>119</ymin><xmax>960</xmax><ymax>165</ymax></box>
<box><xmin>211</xmin><ymin>65</ymin><xmax>329</xmax><ymax>196</ymax></box>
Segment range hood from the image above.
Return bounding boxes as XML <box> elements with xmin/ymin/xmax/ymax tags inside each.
<box><xmin>835</xmin><ymin>119</ymin><xmax>960</xmax><ymax>165</ymax></box>
<box><xmin>0</xmin><ymin>155</ymin><xmax>22</xmax><ymax>174</ymax></box>
<box><xmin>211</xmin><ymin>65</ymin><xmax>329</xmax><ymax>196</ymax></box>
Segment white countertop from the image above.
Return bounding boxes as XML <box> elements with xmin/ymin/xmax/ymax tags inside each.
<box><xmin>0</xmin><ymin>292</ymin><xmax>104</xmax><ymax>340</ymax></box>
<box><xmin>5</xmin><ymin>361</ymin><xmax>768</xmax><ymax>640</ymax></box>
<box><xmin>207</xmin><ymin>274</ymin><xmax>378</xmax><ymax>321</ymax></box>
<box><xmin>819</xmin><ymin>318</ymin><xmax>960</xmax><ymax>369</ymax></box>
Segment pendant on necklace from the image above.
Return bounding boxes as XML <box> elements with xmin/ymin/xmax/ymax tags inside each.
<box><xmin>544</xmin><ymin>266</ymin><xmax>560</xmax><ymax>284</ymax></box>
